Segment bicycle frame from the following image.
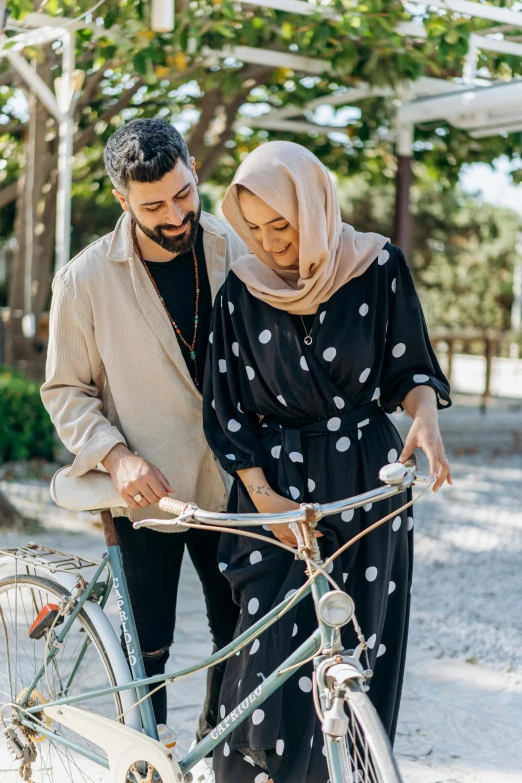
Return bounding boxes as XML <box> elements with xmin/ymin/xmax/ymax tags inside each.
<box><xmin>16</xmin><ymin>518</ymin><xmax>335</xmax><ymax>777</ymax></box>
<box><xmin>12</xmin><ymin>463</ymin><xmax>426</xmax><ymax>778</ymax></box>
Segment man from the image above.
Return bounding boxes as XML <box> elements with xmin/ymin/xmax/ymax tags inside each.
<box><xmin>41</xmin><ymin>119</ymin><xmax>247</xmax><ymax>763</ymax></box>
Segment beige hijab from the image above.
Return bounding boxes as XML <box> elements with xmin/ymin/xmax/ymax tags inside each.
<box><xmin>222</xmin><ymin>141</ymin><xmax>389</xmax><ymax>315</ymax></box>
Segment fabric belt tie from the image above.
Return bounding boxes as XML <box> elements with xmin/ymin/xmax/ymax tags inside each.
<box><xmin>263</xmin><ymin>401</ymin><xmax>382</xmax><ymax>503</ymax></box>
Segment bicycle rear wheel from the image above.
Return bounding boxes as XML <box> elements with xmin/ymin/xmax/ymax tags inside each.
<box><xmin>0</xmin><ymin>573</ymin><xmax>123</xmax><ymax>783</ymax></box>
<box><xmin>324</xmin><ymin>679</ymin><xmax>403</xmax><ymax>783</ymax></box>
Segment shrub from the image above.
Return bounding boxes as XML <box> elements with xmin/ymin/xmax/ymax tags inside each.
<box><xmin>0</xmin><ymin>366</ymin><xmax>54</xmax><ymax>463</ymax></box>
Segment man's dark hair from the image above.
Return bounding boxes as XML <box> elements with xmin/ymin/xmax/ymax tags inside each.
<box><xmin>104</xmin><ymin>119</ymin><xmax>191</xmax><ymax>194</ymax></box>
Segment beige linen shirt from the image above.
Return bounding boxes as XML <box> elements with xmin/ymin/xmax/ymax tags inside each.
<box><xmin>41</xmin><ymin>211</ymin><xmax>248</xmax><ymax>522</ymax></box>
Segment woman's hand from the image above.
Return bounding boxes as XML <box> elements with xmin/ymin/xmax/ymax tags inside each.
<box><xmin>400</xmin><ymin>386</ymin><xmax>452</xmax><ymax>492</ymax></box>
<box><xmin>400</xmin><ymin>413</ymin><xmax>452</xmax><ymax>491</ymax></box>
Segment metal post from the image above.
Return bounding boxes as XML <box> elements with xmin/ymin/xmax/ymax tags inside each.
<box><xmin>392</xmin><ymin>121</ymin><xmax>414</xmax><ymax>261</ymax></box>
<box><xmin>152</xmin><ymin>0</ymin><xmax>174</xmax><ymax>31</ymax></box>
<box><xmin>55</xmin><ymin>31</ymin><xmax>75</xmax><ymax>271</ymax></box>
<box><xmin>463</xmin><ymin>34</ymin><xmax>479</xmax><ymax>84</ymax></box>
<box><xmin>510</xmin><ymin>233</ymin><xmax>522</xmax><ymax>359</ymax></box>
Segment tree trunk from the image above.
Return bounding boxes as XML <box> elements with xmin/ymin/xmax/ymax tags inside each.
<box><xmin>5</xmin><ymin>51</ymin><xmax>57</xmax><ymax>379</ymax></box>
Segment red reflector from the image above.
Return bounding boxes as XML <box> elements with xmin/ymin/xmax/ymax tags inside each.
<box><xmin>28</xmin><ymin>603</ymin><xmax>63</xmax><ymax>640</ymax></box>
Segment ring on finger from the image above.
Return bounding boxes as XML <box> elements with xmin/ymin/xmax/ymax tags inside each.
<box><xmin>133</xmin><ymin>492</ymin><xmax>143</xmax><ymax>503</ymax></box>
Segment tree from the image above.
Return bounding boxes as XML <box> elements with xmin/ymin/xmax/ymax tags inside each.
<box><xmin>337</xmin><ymin>169</ymin><xmax>519</xmax><ymax>335</ymax></box>
<box><xmin>1</xmin><ymin>0</ymin><xmax>522</xmax><ymax>373</ymax></box>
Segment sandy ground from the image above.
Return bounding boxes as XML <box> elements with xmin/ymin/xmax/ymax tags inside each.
<box><xmin>1</xmin><ymin>398</ymin><xmax>521</xmax><ymax>781</ymax></box>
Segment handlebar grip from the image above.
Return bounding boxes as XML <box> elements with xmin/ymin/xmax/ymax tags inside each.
<box><xmin>159</xmin><ymin>497</ymin><xmax>194</xmax><ymax>516</ymax></box>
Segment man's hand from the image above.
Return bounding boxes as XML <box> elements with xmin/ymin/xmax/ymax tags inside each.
<box><xmin>102</xmin><ymin>444</ymin><xmax>174</xmax><ymax>509</ymax></box>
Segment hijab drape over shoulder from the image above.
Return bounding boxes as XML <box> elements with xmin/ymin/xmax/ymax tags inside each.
<box><xmin>221</xmin><ymin>141</ymin><xmax>389</xmax><ymax>315</ymax></box>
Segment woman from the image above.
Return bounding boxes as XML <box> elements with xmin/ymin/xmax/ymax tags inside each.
<box><xmin>203</xmin><ymin>141</ymin><xmax>452</xmax><ymax>783</ymax></box>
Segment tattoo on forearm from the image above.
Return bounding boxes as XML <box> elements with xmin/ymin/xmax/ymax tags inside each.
<box><xmin>246</xmin><ymin>483</ymin><xmax>270</xmax><ymax>497</ymax></box>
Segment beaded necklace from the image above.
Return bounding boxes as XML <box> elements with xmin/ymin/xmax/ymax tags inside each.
<box><xmin>131</xmin><ymin>220</ymin><xmax>200</xmax><ymax>387</ymax></box>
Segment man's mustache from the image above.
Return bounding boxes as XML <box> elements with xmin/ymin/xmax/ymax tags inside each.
<box><xmin>156</xmin><ymin>213</ymin><xmax>195</xmax><ymax>232</ymax></box>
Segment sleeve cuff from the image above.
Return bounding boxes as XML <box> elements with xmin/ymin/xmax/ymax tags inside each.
<box><xmin>381</xmin><ymin>376</ymin><xmax>452</xmax><ymax>414</ymax></box>
<box><xmin>217</xmin><ymin>456</ymin><xmax>266</xmax><ymax>477</ymax></box>
<box><xmin>66</xmin><ymin>427</ymin><xmax>127</xmax><ymax>477</ymax></box>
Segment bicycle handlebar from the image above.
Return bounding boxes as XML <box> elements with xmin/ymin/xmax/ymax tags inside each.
<box><xmin>133</xmin><ymin>460</ymin><xmax>432</xmax><ymax>532</ymax></box>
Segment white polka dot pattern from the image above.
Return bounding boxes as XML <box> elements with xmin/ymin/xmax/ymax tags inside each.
<box><xmin>365</xmin><ymin>566</ymin><xmax>378</xmax><ymax>582</ymax></box>
<box><xmin>300</xmin><ymin>356</ymin><xmax>309</xmax><ymax>371</ymax></box>
<box><xmin>392</xmin><ymin>343</ymin><xmax>406</xmax><ymax>358</ymax></box>
<box><xmin>252</xmin><ymin>709</ymin><xmax>265</xmax><ymax>725</ymax></box>
<box><xmin>218</xmin><ymin>359</ymin><xmax>227</xmax><ymax>373</ymax></box>
<box><xmin>336</xmin><ymin>437</ymin><xmax>350</xmax><ymax>452</ymax></box>
<box><xmin>259</xmin><ymin>329</ymin><xmax>272</xmax><ymax>344</ymax></box>
<box><xmin>248</xmin><ymin>597</ymin><xmax>259</xmax><ymax>614</ymax></box>
<box><xmin>323</xmin><ymin>347</ymin><xmax>337</xmax><ymax>362</ymax></box>
<box><xmin>246</xmin><ymin>366</ymin><xmax>255</xmax><ymax>380</ymax></box>
<box><xmin>299</xmin><ymin>676</ymin><xmax>313</xmax><ymax>693</ymax></box>
<box><xmin>359</xmin><ymin>303</ymin><xmax>369</xmax><ymax>316</ymax></box>
<box><xmin>327</xmin><ymin>417</ymin><xmax>341</xmax><ymax>431</ymax></box>
<box><xmin>359</xmin><ymin>367</ymin><xmax>371</xmax><ymax>383</ymax></box>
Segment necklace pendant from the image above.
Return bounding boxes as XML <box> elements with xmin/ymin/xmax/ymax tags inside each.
<box><xmin>190</xmin><ymin>350</ymin><xmax>196</xmax><ymax>360</ymax></box>
<box><xmin>304</xmin><ymin>336</ymin><xmax>313</xmax><ymax>346</ymax></box>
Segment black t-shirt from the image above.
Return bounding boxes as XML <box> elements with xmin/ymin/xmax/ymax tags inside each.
<box><xmin>145</xmin><ymin>226</ymin><xmax>211</xmax><ymax>391</ymax></box>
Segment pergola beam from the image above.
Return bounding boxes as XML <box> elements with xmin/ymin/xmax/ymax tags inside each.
<box><xmin>470</xmin><ymin>32</ymin><xmax>522</xmax><ymax>58</ymax></box>
<box><xmin>1</xmin><ymin>48</ymin><xmax>63</xmax><ymax>121</ymax></box>
<box><xmin>408</xmin><ymin>0</ymin><xmax>522</xmax><ymax>28</ymax></box>
<box><xmin>202</xmin><ymin>44</ymin><xmax>329</xmax><ymax>75</ymax></box>
<box><xmin>470</xmin><ymin>119</ymin><xmax>522</xmax><ymax>138</ymax></box>
<box><xmin>238</xmin><ymin>117</ymin><xmax>353</xmax><ymax>134</ymax></box>
<box><xmin>399</xmin><ymin>80</ymin><xmax>522</xmax><ymax>125</ymax></box>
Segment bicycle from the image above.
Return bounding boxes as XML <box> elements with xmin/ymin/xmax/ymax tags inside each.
<box><xmin>0</xmin><ymin>457</ymin><xmax>431</xmax><ymax>783</ymax></box>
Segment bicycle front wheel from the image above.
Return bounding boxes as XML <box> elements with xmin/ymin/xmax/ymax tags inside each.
<box><xmin>0</xmin><ymin>573</ymin><xmax>123</xmax><ymax>783</ymax></box>
<box><xmin>324</xmin><ymin>679</ymin><xmax>403</xmax><ymax>783</ymax></box>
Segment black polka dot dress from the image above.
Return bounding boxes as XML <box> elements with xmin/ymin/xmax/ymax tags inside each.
<box><xmin>203</xmin><ymin>244</ymin><xmax>451</xmax><ymax>783</ymax></box>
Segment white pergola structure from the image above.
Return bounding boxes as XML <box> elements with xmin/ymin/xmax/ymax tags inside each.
<box><xmin>2</xmin><ymin>0</ymin><xmax>522</xmax><ymax>345</ymax></box>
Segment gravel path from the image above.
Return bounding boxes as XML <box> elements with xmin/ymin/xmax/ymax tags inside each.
<box><xmin>1</xmin><ymin>401</ymin><xmax>521</xmax><ymax>781</ymax></box>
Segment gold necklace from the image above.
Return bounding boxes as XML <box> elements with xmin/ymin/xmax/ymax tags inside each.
<box><xmin>131</xmin><ymin>220</ymin><xmax>201</xmax><ymax>386</ymax></box>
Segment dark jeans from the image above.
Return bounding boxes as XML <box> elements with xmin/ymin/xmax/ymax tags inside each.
<box><xmin>114</xmin><ymin>517</ymin><xmax>239</xmax><ymax>739</ymax></box>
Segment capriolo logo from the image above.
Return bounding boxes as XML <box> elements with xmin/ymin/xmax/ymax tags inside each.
<box><xmin>113</xmin><ymin>577</ymin><xmax>137</xmax><ymax>666</ymax></box>
<box><xmin>210</xmin><ymin>685</ymin><xmax>264</xmax><ymax>740</ymax></box>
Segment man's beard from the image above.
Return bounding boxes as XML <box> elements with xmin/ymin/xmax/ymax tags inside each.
<box><xmin>132</xmin><ymin>202</ymin><xmax>201</xmax><ymax>255</ymax></box>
